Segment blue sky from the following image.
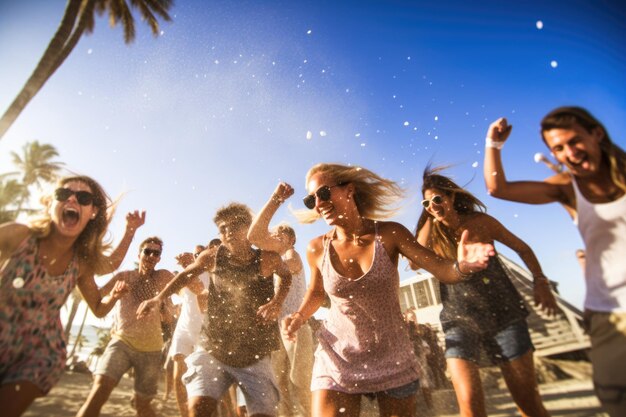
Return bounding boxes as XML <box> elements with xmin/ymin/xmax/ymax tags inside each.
<box><xmin>1</xmin><ymin>0</ymin><xmax>625</xmax><ymax>325</ymax></box>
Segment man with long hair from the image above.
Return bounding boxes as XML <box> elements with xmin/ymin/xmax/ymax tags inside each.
<box><xmin>483</xmin><ymin>106</ymin><xmax>626</xmax><ymax>416</ymax></box>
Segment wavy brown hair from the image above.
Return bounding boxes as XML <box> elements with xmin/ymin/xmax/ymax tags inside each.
<box><xmin>295</xmin><ymin>163</ymin><xmax>404</xmax><ymax>224</ymax></box>
<box><xmin>416</xmin><ymin>165</ymin><xmax>486</xmax><ymax>260</ymax></box>
<box><xmin>29</xmin><ymin>175</ymin><xmax>114</xmax><ymax>274</ymax></box>
<box><xmin>541</xmin><ymin>106</ymin><xmax>626</xmax><ymax>192</ymax></box>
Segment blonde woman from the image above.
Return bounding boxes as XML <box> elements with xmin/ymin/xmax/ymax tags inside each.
<box><xmin>0</xmin><ymin>175</ymin><xmax>131</xmax><ymax>417</ymax></box>
<box><xmin>283</xmin><ymin>163</ymin><xmax>494</xmax><ymax>417</ymax></box>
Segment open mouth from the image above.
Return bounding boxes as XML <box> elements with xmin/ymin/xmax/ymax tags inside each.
<box><xmin>568</xmin><ymin>155</ymin><xmax>589</xmax><ymax>170</ymax></box>
<box><xmin>62</xmin><ymin>207</ymin><xmax>80</xmax><ymax>228</ymax></box>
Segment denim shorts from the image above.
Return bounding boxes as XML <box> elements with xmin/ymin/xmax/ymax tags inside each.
<box><xmin>364</xmin><ymin>379</ymin><xmax>420</xmax><ymax>400</ymax></box>
<box><xmin>95</xmin><ymin>338</ymin><xmax>161</xmax><ymax>397</ymax></box>
<box><xmin>444</xmin><ymin>320</ymin><xmax>534</xmax><ymax>364</ymax></box>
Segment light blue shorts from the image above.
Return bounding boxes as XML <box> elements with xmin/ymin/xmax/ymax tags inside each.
<box><xmin>183</xmin><ymin>350</ymin><xmax>279</xmax><ymax>416</ymax></box>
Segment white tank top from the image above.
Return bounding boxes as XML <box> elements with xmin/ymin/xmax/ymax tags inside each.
<box><xmin>573</xmin><ymin>178</ymin><xmax>626</xmax><ymax>312</ymax></box>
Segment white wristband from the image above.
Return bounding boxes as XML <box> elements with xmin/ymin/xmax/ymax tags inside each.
<box><xmin>485</xmin><ymin>137</ymin><xmax>505</xmax><ymax>150</ymax></box>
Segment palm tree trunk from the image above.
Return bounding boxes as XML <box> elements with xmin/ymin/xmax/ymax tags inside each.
<box><xmin>0</xmin><ymin>0</ymin><xmax>88</xmax><ymax>140</ymax></box>
<box><xmin>66</xmin><ymin>303</ymin><xmax>89</xmax><ymax>361</ymax></box>
<box><xmin>64</xmin><ymin>290</ymin><xmax>82</xmax><ymax>339</ymax></box>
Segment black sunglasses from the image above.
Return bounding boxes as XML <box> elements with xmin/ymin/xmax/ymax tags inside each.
<box><xmin>142</xmin><ymin>248</ymin><xmax>162</xmax><ymax>257</ymax></box>
<box><xmin>55</xmin><ymin>188</ymin><xmax>95</xmax><ymax>206</ymax></box>
<box><xmin>421</xmin><ymin>195</ymin><xmax>443</xmax><ymax>209</ymax></box>
<box><xmin>303</xmin><ymin>184</ymin><xmax>345</xmax><ymax>210</ymax></box>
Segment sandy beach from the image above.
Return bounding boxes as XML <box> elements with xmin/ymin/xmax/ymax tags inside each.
<box><xmin>23</xmin><ymin>362</ymin><xmax>607</xmax><ymax>417</ymax></box>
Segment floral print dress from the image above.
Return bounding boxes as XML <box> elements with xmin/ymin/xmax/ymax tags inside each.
<box><xmin>0</xmin><ymin>235</ymin><xmax>79</xmax><ymax>393</ymax></box>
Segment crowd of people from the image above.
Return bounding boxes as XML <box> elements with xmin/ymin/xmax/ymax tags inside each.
<box><xmin>1</xmin><ymin>106</ymin><xmax>624</xmax><ymax>417</ymax></box>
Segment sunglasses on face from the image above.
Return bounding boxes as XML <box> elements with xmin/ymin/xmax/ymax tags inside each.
<box><xmin>142</xmin><ymin>248</ymin><xmax>162</xmax><ymax>258</ymax></box>
<box><xmin>303</xmin><ymin>184</ymin><xmax>344</xmax><ymax>210</ymax></box>
<box><xmin>55</xmin><ymin>188</ymin><xmax>95</xmax><ymax>206</ymax></box>
<box><xmin>421</xmin><ymin>195</ymin><xmax>443</xmax><ymax>209</ymax></box>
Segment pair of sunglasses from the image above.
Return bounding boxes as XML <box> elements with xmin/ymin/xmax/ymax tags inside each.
<box><xmin>142</xmin><ymin>248</ymin><xmax>162</xmax><ymax>257</ymax></box>
<box><xmin>303</xmin><ymin>184</ymin><xmax>345</xmax><ymax>210</ymax></box>
<box><xmin>421</xmin><ymin>195</ymin><xmax>443</xmax><ymax>209</ymax></box>
<box><xmin>55</xmin><ymin>188</ymin><xmax>95</xmax><ymax>206</ymax></box>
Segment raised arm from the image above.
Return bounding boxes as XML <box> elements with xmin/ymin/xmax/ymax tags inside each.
<box><xmin>283</xmin><ymin>238</ymin><xmax>327</xmax><ymax>341</ymax></box>
<box><xmin>483</xmin><ymin>118</ymin><xmax>570</xmax><ymax>206</ymax></box>
<box><xmin>78</xmin><ymin>270</ymin><xmax>128</xmax><ymax>318</ymax></box>
<box><xmin>248</xmin><ymin>182</ymin><xmax>294</xmax><ymax>253</ymax></box>
<box><xmin>100</xmin><ymin>210</ymin><xmax>145</xmax><ymax>275</ymax></box>
<box><xmin>387</xmin><ymin>222</ymin><xmax>493</xmax><ymax>284</ymax></box>
<box><xmin>136</xmin><ymin>248</ymin><xmax>216</xmax><ymax>319</ymax></box>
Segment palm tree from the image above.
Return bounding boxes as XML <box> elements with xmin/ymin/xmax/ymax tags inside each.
<box><xmin>64</xmin><ymin>288</ymin><xmax>84</xmax><ymax>339</ymax></box>
<box><xmin>0</xmin><ymin>0</ymin><xmax>173</xmax><ymax>140</ymax></box>
<box><xmin>10</xmin><ymin>141</ymin><xmax>64</xmax><ymax>212</ymax></box>
<box><xmin>0</xmin><ymin>175</ymin><xmax>25</xmax><ymax>223</ymax></box>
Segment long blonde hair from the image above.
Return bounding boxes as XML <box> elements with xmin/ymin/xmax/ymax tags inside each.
<box><xmin>29</xmin><ymin>175</ymin><xmax>114</xmax><ymax>274</ymax></box>
<box><xmin>416</xmin><ymin>166</ymin><xmax>486</xmax><ymax>260</ymax></box>
<box><xmin>296</xmin><ymin>163</ymin><xmax>404</xmax><ymax>223</ymax></box>
<box><xmin>541</xmin><ymin>106</ymin><xmax>626</xmax><ymax>192</ymax></box>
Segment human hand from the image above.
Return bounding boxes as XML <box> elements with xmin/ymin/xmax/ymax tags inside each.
<box><xmin>126</xmin><ymin>210</ymin><xmax>146</xmax><ymax>233</ymax></box>
<box><xmin>136</xmin><ymin>297</ymin><xmax>161</xmax><ymax>319</ymax></box>
<box><xmin>533</xmin><ymin>276</ymin><xmax>559</xmax><ymax>317</ymax></box>
<box><xmin>487</xmin><ymin>117</ymin><xmax>512</xmax><ymax>143</ymax></box>
<box><xmin>282</xmin><ymin>312</ymin><xmax>304</xmax><ymax>342</ymax></box>
<box><xmin>272</xmin><ymin>182</ymin><xmax>295</xmax><ymax>204</ymax></box>
<box><xmin>175</xmin><ymin>252</ymin><xmax>195</xmax><ymax>268</ymax></box>
<box><xmin>110</xmin><ymin>280</ymin><xmax>129</xmax><ymax>301</ymax></box>
<box><xmin>257</xmin><ymin>300</ymin><xmax>281</xmax><ymax>322</ymax></box>
<box><xmin>456</xmin><ymin>230</ymin><xmax>495</xmax><ymax>275</ymax></box>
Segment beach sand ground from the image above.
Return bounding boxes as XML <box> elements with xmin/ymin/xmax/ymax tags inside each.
<box><xmin>23</xmin><ymin>369</ymin><xmax>607</xmax><ymax>417</ymax></box>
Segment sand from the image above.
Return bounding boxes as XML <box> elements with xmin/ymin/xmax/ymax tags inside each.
<box><xmin>23</xmin><ymin>366</ymin><xmax>607</xmax><ymax>417</ymax></box>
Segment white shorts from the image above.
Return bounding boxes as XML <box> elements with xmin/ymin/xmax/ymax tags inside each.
<box><xmin>183</xmin><ymin>350</ymin><xmax>279</xmax><ymax>416</ymax></box>
<box><xmin>169</xmin><ymin>327</ymin><xmax>199</xmax><ymax>358</ymax></box>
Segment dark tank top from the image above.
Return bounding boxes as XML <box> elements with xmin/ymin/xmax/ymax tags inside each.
<box><xmin>200</xmin><ymin>245</ymin><xmax>279</xmax><ymax>367</ymax></box>
<box><xmin>439</xmin><ymin>254</ymin><xmax>528</xmax><ymax>334</ymax></box>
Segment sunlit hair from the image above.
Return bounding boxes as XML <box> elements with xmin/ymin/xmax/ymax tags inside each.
<box><xmin>541</xmin><ymin>106</ymin><xmax>626</xmax><ymax>193</ymax></box>
<box><xmin>275</xmin><ymin>223</ymin><xmax>296</xmax><ymax>245</ymax></box>
<box><xmin>415</xmin><ymin>165</ymin><xmax>486</xmax><ymax>260</ymax></box>
<box><xmin>213</xmin><ymin>202</ymin><xmax>253</xmax><ymax>227</ymax></box>
<box><xmin>208</xmin><ymin>238</ymin><xmax>221</xmax><ymax>248</ymax></box>
<box><xmin>140</xmin><ymin>236</ymin><xmax>163</xmax><ymax>252</ymax></box>
<box><xmin>29</xmin><ymin>175</ymin><xmax>114</xmax><ymax>274</ymax></box>
<box><xmin>295</xmin><ymin>163</ymin><xmax>404</xmax><ymax>224</ymax></box>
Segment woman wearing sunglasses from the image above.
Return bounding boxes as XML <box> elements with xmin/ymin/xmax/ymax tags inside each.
<box><xmin>0</xmin><ymin>175</ymin><xmax>130</xmax><ymax>417</ymax></box>
<box><xmin>283</xmin><ymin>163</ymin><xmax>495</xmax><ymax>417</ymax></box>
<box><xmin>414</xmin><ymin>166</ymin><xmax>558</xmax><ymax>417</ymax></box>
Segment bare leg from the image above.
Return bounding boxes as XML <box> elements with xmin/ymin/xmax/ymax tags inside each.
<box><xmin>0</xmin><ymin>381</ymin><xmax>43</xmax><ymax>417</ymax></box>
<box><xmin>447</xmin><ymin>358</ymin><xmax>487</xmax><ymax>417</ymax></box>
<box><xmin>135</xmin><ymin>393</ymin><xmax>156</xmax><ymax>417</ymax></box>
<box><xmin>76</xmin><ymin>374</ymin><xmax>117</xmax><ymax>417</ymax></box>
<box><xmin>500</xmin><ymin>350</ymin><xmax>550</xmax><ymax>417</ymax></box>
<box><xmin>312</xmin><ymin>389</ymin><xmax>361</xmax><ymax>417</ymax></box>
<box><xmin>190</xmin><ymin>395</ymin><xmax>218</xmax><ymax>417</ymax></box>
<box><xmin>173</xmin><ymin>356</ymin><xmax>190</xmax><ymax>417</ymax></box>
<box><xmin>378</xmin><ymin>391</ymin><xmax>417</xmax><ymax>417</ymax></box>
